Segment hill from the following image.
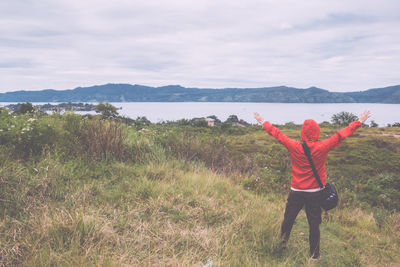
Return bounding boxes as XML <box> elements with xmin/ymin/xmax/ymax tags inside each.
<box><xmin>1</xmin><ymin>84</ymin><xmax>400</xmax><ymax>103</ymax></box>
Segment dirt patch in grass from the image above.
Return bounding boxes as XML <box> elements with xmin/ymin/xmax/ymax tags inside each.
<box><xmin>359</xmin><ymin>132</ymin><xmax>400</xmax><ymax>138</ymax></box>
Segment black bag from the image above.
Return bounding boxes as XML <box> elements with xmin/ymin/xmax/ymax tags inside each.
<box><xmin>302</xmin><ymin>142</ymin><xmax>338</xmax><ymax>211</ymax></box>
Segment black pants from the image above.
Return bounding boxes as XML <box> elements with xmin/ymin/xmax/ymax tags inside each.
<box><xmin>280</xmin><ymin>190</ymin><xmax>322</xmax><ymax>258</ymax></box>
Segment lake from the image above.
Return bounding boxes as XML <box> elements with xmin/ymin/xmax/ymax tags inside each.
<box><xmin>106</xmin><ymin>102</ymin><xmax>398</xmax><ymax>126</ymax></box>
<box><xmin>1</xmin><ymin>102</ymin><xmax>399</xmax><ymax>126</ymax></box>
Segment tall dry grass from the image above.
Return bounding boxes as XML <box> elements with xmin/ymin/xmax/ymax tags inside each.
<box><xmin>1</xmin><ymin>115</ymin><xmax>400</xmax><ymax>266</ymax></box>
<box><xmin>79</xmin><ymin>119</ymin><xmax>126</xmax><ymax>160</ymax></box>
<box><xmin>1</xmin><ymin>156</ymin><xmax>400</xmax><ymax>266</ymax></box>
<box><xmin>156</xmin><ymin>129</ymin><xmax>257</xmax><ymax>175</ymax></box>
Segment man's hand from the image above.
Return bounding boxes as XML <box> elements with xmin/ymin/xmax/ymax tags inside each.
<box><xmin>254</xmin><ymin>112</ymin><xmax>264</xmax><ymax>124</ymax></box>
<box><xmin>359</xmin><ymin>110</ymin><xmax>371</xmax><ymax>124</ymax></box>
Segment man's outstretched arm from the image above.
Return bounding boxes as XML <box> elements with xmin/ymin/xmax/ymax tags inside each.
<box><xmin>322</xmin><ymin>110</ymin><xmax>371</xmax><ymax>150</ymax></box>
<box><xmin>254</xmin><ymin>112</ymin><xmax>297</xmax><ymax>151</ymax></box>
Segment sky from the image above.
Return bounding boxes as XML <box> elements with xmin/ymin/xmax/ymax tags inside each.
<box><xmin>0</xmin><ymin>0</ymin><xmax>399</xmax><ymax>93</ymax></box>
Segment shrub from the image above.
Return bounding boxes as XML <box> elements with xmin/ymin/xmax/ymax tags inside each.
<box><xmin>281</xmin><ymin>122</ymin><xmax>301</xmax><ymax>130</ymax></box>
<box><xmin>0</xmin><ymin>113</ymin><xmax>57</xmax><ymax>159</ymax></box>
<box><xmin>206</xmin><ymin>115</ymin><xmax>221</xmax><ymax>124</ymax></box>
<box><xmin>319</xmin><ymin>121</ymin><xmax>332</xmax><ymax>128</ymax></box>
<box><xmin>173</xmin><ymin>119</ymin><xmax>190</xmax><ymax>126</ymax></box>
<box><xmin>15</xmin><ymin>102</ymin><xmax>34</xmax><ymax>114</ymax></box>
<box><xmin>132</xmin><ymin>116</ymin><xmax>151</xmax><ymax>129</ymax></box>
<box><xmin>370</xmin><ymin>120</ymin><xmax>378</xmax><ymax>127</ymax></box>
<box><xmin>82</xmin><ymin>120</ymin><xmax>126</xmax><ymax>160</ymax></box>
<box><xmin>225</xmin><ymin>115</ymin><xmax>239</xmax><ymax>123</ymax></box>
<box><xmin>359</xmin><ymin>174</ymin><xmax>400</xmax><ymax>212</ymax></box>
<box><xmin>95</xmin><ymin>102</ymin><xmax>119</xmax><ymax>119</ymax></box>
<box><xmin>61</xmin><ymin>114</ymin><xmax>127</xmax><ymax>161</ymax></box>
<box><xmin>191</xmin><ymin>118</ymin><xmax>208</xmax><ymax>127</ymax></box>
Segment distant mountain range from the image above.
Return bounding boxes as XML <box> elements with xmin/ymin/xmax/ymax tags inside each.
<box><xmin>1</xmin><ymin>84</ymin><xmax>400</xmax><ymax>103</ymax></box>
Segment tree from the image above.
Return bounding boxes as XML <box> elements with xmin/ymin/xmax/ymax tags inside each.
<box><xmin>238</xmin><ymin>119</ymin><xmax>249</xmax><ymax>126</ymax></box>
<box><xmin>16</xmin><ymin>102</ymin><xmax>34</xmax><ymax>114</ymax></box>
<box><xmin>191</xmin><ymin>118</ymin><xmax>208</xmax><ymax>127</ymax></box>
<box><xmin>331</xmin><ymin>111</ymin><xmax>358</xmax><ymax>126</ymax></box>
<box><xmin>206</xmin><ymin>115</ymin><xmax>221</xmax><ymax>124</ymax></box>
<box><xmin>370</xmin><ymin>120</ymin><xmax>378</xmax><ymax>127</ymax></box>
<box><xmin>225</xmin><ymin>115</ymin><xmax>239</xmax><ymax>123</ymax></box>
<box><xmin>133</xmin><ymin>116</ymin><xmax>151</xmax><ymax>128</ymax></box>
<box><xmin>95</xmin><ymin>102</ymin><xmax>119</xmax><ymax>119</ymax></box>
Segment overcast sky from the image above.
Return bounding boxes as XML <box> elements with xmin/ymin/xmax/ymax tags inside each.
<box><xmin>0</xmin><ymin>0</ymin><xmax>399</xmax><ymax>92</ymax></box>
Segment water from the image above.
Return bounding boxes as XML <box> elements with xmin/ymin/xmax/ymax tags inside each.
<box><xmin>1</xmin><ymin>102</ymin><xmax>399</xmax><ymax>126</ymax></box>
<box><xmin>108</xmin><ymin>102</ymin><xmax>399</xmax><ymax>126</ymax></box>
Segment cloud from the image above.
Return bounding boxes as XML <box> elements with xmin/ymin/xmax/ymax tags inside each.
<box><xmin>0</xmin><ymin>0</ymin><xmax>399</xmax><ymax>92</ymax></box>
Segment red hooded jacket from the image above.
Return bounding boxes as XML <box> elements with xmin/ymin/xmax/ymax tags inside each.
<box><xmin>262</xmin><ymin>120</ymin><xmax>361</xmax><ymax>190</ymax></box>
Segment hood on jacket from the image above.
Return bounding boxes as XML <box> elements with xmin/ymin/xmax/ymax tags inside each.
<box><xmin>301</xmin><ymin>119</ymin><xmax>320</xmax><ymax>142</ymax></box>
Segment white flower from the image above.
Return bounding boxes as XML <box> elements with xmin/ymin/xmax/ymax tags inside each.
<box><xmin>28</xmin><ymin>118</ymin><xmax>36</xmax><ymax>122</ymax></box>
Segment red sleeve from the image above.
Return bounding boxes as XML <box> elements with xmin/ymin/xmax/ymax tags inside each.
<box><xmin>262</xmin><ymin>121</ymin><xmax>297</xmax><ymax>151</ymax></box>
<box><xmin>321</xmin><ymin>120</ymin><xmax>362</xmax><ymax>150</ymax></box>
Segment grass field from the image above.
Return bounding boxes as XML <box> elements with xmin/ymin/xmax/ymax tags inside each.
<box><xmin>1</xmin><ymin>110</ymin><xmax>399</xmax><ymax>266</ymax></box>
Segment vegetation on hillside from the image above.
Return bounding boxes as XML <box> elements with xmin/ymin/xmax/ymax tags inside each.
<box><xmin>1</xmin><ymin>106</ymin><xmax>399</xmax><ymax>266</ymax></box>
<box><xmin>1</xmin><ymin>83</ymin><xmax>400</xmax><ymax>103</ymax></box>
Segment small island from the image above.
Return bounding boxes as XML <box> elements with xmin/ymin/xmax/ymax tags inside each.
<box><xmin>4</xmin><ymin>102</ymin><xmax>98</xmax><ymax>113</ymax></box>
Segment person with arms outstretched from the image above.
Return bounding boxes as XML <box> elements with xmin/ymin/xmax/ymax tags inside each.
<box><xmin>254</xmin><ymin>110</ymin><xmax>371</xmax><ymax>259</ymax></box>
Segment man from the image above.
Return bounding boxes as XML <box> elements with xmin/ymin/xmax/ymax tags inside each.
<box><xmin>253</xmin><ymin>110</ymin><xmax>371</xmax><ymax>259</ymax></box>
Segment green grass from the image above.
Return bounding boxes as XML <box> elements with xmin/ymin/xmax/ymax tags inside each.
<box><xmin>2</xmin><ymin>157</ymin><xmax>399</xmax><ymax>266</ymax></box>
<box><xmin>1</xmin><ymin>112</ymin><xmax>400</xmax><ymax>266</ymax></box>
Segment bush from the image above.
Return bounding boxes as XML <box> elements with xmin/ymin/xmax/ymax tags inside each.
<box><xmin>0</xmin><ymin>113</ymin><xmax>57</xmax><ymax>159</ymax></box>
<box><xmin>132</xmin><ymin>116</ymin><xmax>151</xmax><ymax>129</ymax></box>
<box><xmin>370</xmin><ymin>120</ymin><xmax>378</xmax><ymax>127</ymax></box>
<box><xmin>281</xmin><ymin>122</ymin><xmax>301</xmax><ymax>130</ymax></box>
<box><xmin>319</xmin><ymin>121</ymin><xmax>332</xmax><ymax>128</ymax></box>
<box><xmin>206</xmin><ymin>115</ymin><xmax>221</xmax><ymax>124</ymax></box>
<box><xmin>225</xmin><ymin>115</ymin><xmax>239</xmax><ymax>123</ymax></box>
<box><xmin>191</xmin><ymin>118</ymin><xmax>208</xmax><ymax>127</ymax></box>
<box><xmin>95</xmin><ymin>102</ymin><xmax>119</xmax><ymax>119</ymax></box>
<box><xmin>15</xmin><ymin>102</ymin><xmax>34</xmax><ymax>114</ymax></box>
<box><xmin>359</xmin><ymin>174</ymin><xmax>400</xmax><ymax>212</ymax></box>
<box><xmin>61</xmin><ymin>113</ymin><xmax>127</xmax><ymax>160</ymax></box>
